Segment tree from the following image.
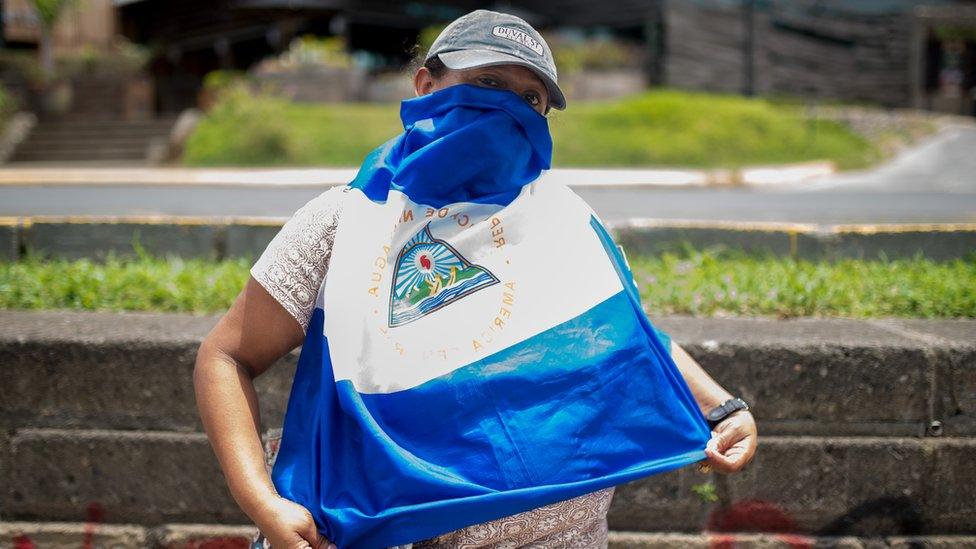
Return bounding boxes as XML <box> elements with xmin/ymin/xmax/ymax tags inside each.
<box><xmin>29</xmin><ymin>0</ymin><xmax>77</xmax><ymax>81</ymax></box>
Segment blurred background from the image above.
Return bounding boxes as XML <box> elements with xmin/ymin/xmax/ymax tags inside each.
<box><xmin>0</xmin><ymin>0</ymin><xmax>973</xmax><ymax>166</ymax></box>
<box><xmin>1</xmin><ymin>1</ymin><xmax>975</xmax><ymax>548</ymax></box>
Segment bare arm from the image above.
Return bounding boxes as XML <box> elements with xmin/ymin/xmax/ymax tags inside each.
<box><xmin>669</xmin><ymin>341</ymin><xmax>734</xmax><ymax>414</ymax></box>
<box><xmin>194</xmin><ymin>276</ymin><xmax>332</xmax><ymax>549</ymax></box>
<box><xmin>670</xmin><ymin>340</ymin><xmax>758</xmax><ymax>473</ymax></box>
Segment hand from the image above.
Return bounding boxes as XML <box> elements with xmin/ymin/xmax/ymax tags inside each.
<box><xmin>701</xmin><ymin>410</ymin><xmax>757</xmax><ymax>474</ymax></box>
<box><xmin>253</xmin><ymin>494</ymin><xmax>336</xmax><ymax>549</ymax></box>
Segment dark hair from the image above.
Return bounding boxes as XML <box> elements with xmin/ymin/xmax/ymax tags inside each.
<box><xmin>407</xmin><ymin>42</ymin><xmax>450</xmax><ymax>80</ymax></box>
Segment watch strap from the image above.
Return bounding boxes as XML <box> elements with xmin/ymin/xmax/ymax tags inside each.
<box><xmin>705</xmin><ymin>397</ymin><xmax>749</xmax><ymax>428</ymax></box>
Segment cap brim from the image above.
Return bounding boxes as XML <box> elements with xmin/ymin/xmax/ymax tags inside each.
<box><xmin>436</xmin><ymin>49</ymin><xmax>566</xmax><ymax>111</ymax></box>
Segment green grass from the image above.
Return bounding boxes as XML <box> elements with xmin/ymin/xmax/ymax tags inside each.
<box><xmin>0</xmin><ymin>253</ymin><xmax>253</xmax><ymax>314</ymax></box>
<box><xmin>2</xmin><ymin>247</ymin><xmax>972</xmax><ymax>318</ymax></box>
<box><xmin>551</xmin><ymin>89</ymin><xmax>879</xmax><ymax>169</ymax></box>
<box><xmin>182</xmin><ymin>86</ymin><xmax>880</xmax><ymax>170</ymax></box>
<box><xmin>629</xmin><ymin>247</ymin><xmax>975</xmax><ymax>319</ymax></box>
<box><xmin>183</xmin><ymin>92</ymin><xmax>402</xmax><ymax>167</ymax></box>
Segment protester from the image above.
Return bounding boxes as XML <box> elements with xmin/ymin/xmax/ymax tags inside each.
<box><xmin>194</xmin><ymin>9</ymin><xmax>757</xmax><ymax>549</ymax></box>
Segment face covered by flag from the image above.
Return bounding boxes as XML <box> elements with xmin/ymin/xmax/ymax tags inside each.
<box><xmin>270</xmin><ymin>82</ymin><xmax>712</xmax><ymax>549</ymax></box>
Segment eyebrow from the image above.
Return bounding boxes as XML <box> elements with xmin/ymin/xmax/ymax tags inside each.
<box><xmin>473</xmin><ymin>68</ymin><xmax>547</xmax><ymax>100</ymax></box>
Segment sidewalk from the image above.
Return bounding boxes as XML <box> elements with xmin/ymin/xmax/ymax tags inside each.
<box><xmin>0</xmin><ymin>161</ymin><xmax>837</xmax><ymax>188</ymax></box>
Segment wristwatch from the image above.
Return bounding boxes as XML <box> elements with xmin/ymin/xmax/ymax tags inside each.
<box><xmin>705</xmin><ymin>397</ymin><xmax>750</xmax><ymax>429</ymax></box>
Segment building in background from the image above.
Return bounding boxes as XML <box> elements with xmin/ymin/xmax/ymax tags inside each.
<box><xmin>656</xmin><ymin>0</ymin><xmax>976</xmax><ymax>115</ymax></box>
<box><xmin>1</xmin><ymin>0</ymin><xmax>117</xmax><ymax>51</ymax></box>
<box><xmin>2</xmin><ymin>0</ymin><xmax>974</xmax><ymax>116</ymax></box>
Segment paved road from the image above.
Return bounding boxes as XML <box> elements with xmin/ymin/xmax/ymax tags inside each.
<box><xmin>783</xmin><ymin>124</ymin><xmax>976</xmax><ymax>193</ymax></box>
<box><xmin>3</xmin><ymin>184</ymin><xmax>974</xmax><ymax>224</ymax></box>
<box><xmin>2</xmin><ymin>124</ymin><xmax>974</xmax><ymax>225</ymax></box>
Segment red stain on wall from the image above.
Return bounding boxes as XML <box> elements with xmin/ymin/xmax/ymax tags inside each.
<box><xmin>706</xmin><ymin>498</ymin><xmax>813</xmax><ymax>548</ymax></box>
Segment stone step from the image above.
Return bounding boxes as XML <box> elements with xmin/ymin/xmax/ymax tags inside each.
<box><xmin>10</xmin><ymin>149</ymin><xmax>150</xmax><ymax>161</ymax></box>
<box><xmin>2</xmin><ymin>523</ymin><xmax>972</xmax><ymax>548</ymax></box>
<box><xmin>29</xmin><ymin>118</ymin><xmax>177</xmax><ymax>128</ymax></box>
<box><xmin>28</xmin><ymin>125</ymin><xmax>173</xmax><ymax>133</ymax></box>
<box><xmin>22</xmin><ymin>131</ymin><xmax>170</xmax><ymax>143</ymax></box>
<box><xmin>2</xmin><ymin>430</ymin><xmax>972</xmax><ymax>535</ymax></box>
<box><xmin>1</xmin><ymin>310</ymin><xmax>972</xmax><ymax>436</ymax></box>
<box><xmin>12</xmin><ymin>141</ymin><xmax>155</xmax><ymax>154</ymax></box>
<box><xmin>10</xmin><ymin>117</ymin><xmax>176</xmax><ymax>163</ymax></box>
<box><xmin>15</xmin><ymin>139</ymin><xmax>154</xmax><ymax>151</ymax></box>
<box><xmin>27</xmin><ymin>129</ymin><xmax>172</xmax><ymax>139</ymax></box>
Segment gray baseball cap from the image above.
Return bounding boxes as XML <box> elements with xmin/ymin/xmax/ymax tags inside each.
<box><xmin>424</xmin><ymin>9</ymin><xmax>566</xmax><ymax>111</ymax></box>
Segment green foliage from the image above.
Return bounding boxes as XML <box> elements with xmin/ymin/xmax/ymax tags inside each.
<box><xmin>277</xmin><ymin>35</ymin><xmax>353</xmax><ymax>69</ymax></box>
<box><xmin>692</xmin><ymin>482</ymin><xmax>719</xmax><ymax>503</ymax></box>
<box><xmin>0</xmin><ymin>49</ymin><xmax>47</xmax><ymax>84</ymax></box>
<box><xmin>418</xmin><ymin>24</ymin><xmax>448</xmax><ymax>56</ymax></box>
<box><xmin>630</xmin><ymin>246</ymin><xmax>976</xmax><ymax>319</ymax></box>
<box><xmin>545</xmin><ymin>33</ymin><xmax>643</xmax><ymax>76</ymax></box>
<box><xmin>184</xmin><ymin>83</ymin><xmax>401</xmax><ymax>167</ymax></box>
<box><xmin>2</xmin><ymin>247</ymin><xmax>972</xmax><ymax>318</ymax></box>
<box><xmin>933</xmin><ymin>25</ymin><xmax>976</xmax><ymax>42</ymax></box>
<box><xmin>0</xmin><ymin>251</ymin><xmax>252</xmax><ymax>314</ymax></box>
<box><xmin>0</xmin><ymin>36</ymin><xmax>149</xmax><ymax>84</ymax></box>
<box><xmin>183</xmin><ymin>86</ymin><xmax>878</xmax><ymax>169</ymax></box>
<box><xmin>202</xmin><ymin>69</ymin><xmax>250</xmax><ymax>94</ymax></box>
<box><xmin>0</xmin><ymin>86</ymin><xmax>19</xmax><ymax>128</ymax></box>
<box><xmin>55</xmin><ymin>39</ymin><xmax>152</xmax><ymax>77</ymax></box>
<box><xmin>549</xmin><ymin>87</ymin><xmax>880</xmax><ymax>169</ymax></box>
<box><xmin>182</xmin><ymin>83</ymin><xmax>296</xmax><ymax>166</ymax></box>
<box><xmin>29</xmin><ymin>0</ymin><xmax>76</xmax><ymax>28</ymax></box>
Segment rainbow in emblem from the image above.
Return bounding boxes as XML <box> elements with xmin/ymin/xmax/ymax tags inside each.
<box><xmin>389</xmin><ymin>222</ymin><xmax>499</xmax><ymax>327</ymax></box>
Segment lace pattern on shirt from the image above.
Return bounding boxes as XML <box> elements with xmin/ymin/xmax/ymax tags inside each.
<box><xmin>411</xmin><ymin>486</ymin><xmax>614</xmax><ymax>548</ymax></box>
<box><xmin>250</xmin><ymin>186</ymin><xmax>344</xmax><ymax>333</ymax></box>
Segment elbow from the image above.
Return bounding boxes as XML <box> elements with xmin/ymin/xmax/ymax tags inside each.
<box><xmin>193</xmin><ymin>336</ymin><xmax>230</xmax><ymax>399</ymax></box>
<box><xmin>193</xmin><ymin>337</ymin><xmax>214</xmax><ymax>399</ymax></box>
<box><xmin>194</xmin><ymin>335</ymin><xmax>259</xmax><ymax>386</ymax></box>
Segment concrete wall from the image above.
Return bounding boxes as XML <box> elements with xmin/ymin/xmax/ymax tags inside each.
<box><xmin>1</xmin><ymin>310</ymin><xmax>973</xmax><ymax>539</ymax></box>
<box><xmin>3</xmin><ymin>216</ymin><xmax>974</xmax><ymax>262</ymax></box>
<box><xmin>664</xmin><ymin>0</ymin><xmax>944</xmax><ymax>107</ymax></box>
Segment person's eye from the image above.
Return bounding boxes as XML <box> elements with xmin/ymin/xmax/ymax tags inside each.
<box><xmin>523</xmin><ymin>93</ymin><xmax>540</xmax><ymax>107</ymax></box>
<box><xmin>477</xmin><ymin>76</ymin><xmax>499</xmax><ymax>87</ymax></box>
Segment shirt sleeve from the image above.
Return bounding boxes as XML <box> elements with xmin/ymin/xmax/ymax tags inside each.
<box><xmin>250</xmin><ymin>185</ymin><xmax>345</xmax><ymax>334</ymax></box>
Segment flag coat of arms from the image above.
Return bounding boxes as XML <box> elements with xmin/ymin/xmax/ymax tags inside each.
<box><xmin>269</xmin><ymin>173</ymin><xmax>712</xmax><ymax>548</ymax></box>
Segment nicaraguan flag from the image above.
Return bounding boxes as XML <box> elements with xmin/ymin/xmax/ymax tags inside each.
<box><xmin>269</xmin><ymin>83</ymin><xmax>711</xmax><ymax>549</ymax></box>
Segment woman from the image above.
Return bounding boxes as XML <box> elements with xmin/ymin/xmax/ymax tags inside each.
<box><xmin>194</xmin><ymin>9</ymin><xmax>757</xmax><ymax>549</ymax></box>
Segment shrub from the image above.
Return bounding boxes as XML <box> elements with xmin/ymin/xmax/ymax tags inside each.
<box><xmin>182</xmin><ymin>82</ymin><xmax>295</xmax><ymax>166</ymax></box>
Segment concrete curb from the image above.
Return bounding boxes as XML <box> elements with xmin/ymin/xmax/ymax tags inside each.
<box><xmin>3</xmin><ymin>523</ymin><xmax>974</xmax><ymax>548</ymax></box>
<box><xmin>2</xmin><ymin>215</ymin><xmax>973</xmax><ymax>261</ymax></box>
<box><xmin>610</xmin><ymin>219</ymin><xmax>976</xmax><ymax>261</ymax></box>
<box><xmin>0</xmin><ymin>161</ymin><xmax>836</xmax><ymax>188</ymax></box>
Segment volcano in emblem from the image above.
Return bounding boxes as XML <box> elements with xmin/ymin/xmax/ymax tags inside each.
<box><xmin>389</xmin><ymin>221</ymin><xmax>499</xmax><ymax>327</ymax></box>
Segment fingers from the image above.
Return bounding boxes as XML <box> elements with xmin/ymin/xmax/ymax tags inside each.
<box><xmin>299</xmin><ymin>516</ymin><xmax>335</xmax><ymax>549</ymax></box>
<box><xmin>705</xmin><ymin>428</ymin><xmax>733</xmax><ymax>456</ymax></box>
<box><xmin>705</xmin><ymin>444</ymin><xmax>744</xmax><ymax>473</ymax></box>
<box><xmin>704</xmin><ymin>428</ymin><xmax>754</xmax><ymax>473</ymax></box>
